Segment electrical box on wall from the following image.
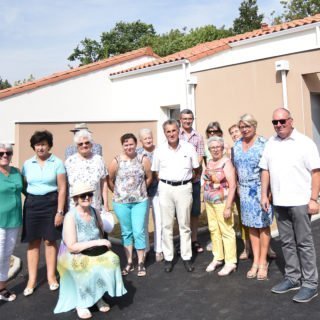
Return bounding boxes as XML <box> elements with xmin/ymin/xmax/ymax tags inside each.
<box><xmin>275</xmin><ymin>60</ymin><xmax>290</xmax><ymax>71</ymax></box>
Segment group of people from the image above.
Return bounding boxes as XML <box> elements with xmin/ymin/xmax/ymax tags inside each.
<box><xmin>0</xmin><ymin>106</ymin><xmax>319</xmax><ymax>320</ymax></box>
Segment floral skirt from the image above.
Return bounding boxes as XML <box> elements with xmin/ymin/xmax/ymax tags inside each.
<box><xmin>54</xmin><ymin>242</ymin><xmax>127</xmax><ymax>313</ymax></box>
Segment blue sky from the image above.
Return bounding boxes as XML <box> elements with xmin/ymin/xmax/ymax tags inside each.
<box><xmin>0</xmin><ymin>0</ymin><xmax>283</xmax><ymax>84</ymax></box>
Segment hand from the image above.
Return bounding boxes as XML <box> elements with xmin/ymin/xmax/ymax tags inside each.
<box><xmin>223</xmin><ymin>207</ymin><xmax>232</xmax><ymax>219</ymax></box>
<box><xmin>261</xmin><ymin>194</ymin><xmax>270</xmax><ymax>212</ymax></box>
<box><xmin>54</xmin><ymin>213</ymin><xmax>64</xmax><ymax>227</ymax></box>
<box><xmin>308</xmin><ymin>199</ymin><xmax>319</xmax><ymax>215</ymax></box>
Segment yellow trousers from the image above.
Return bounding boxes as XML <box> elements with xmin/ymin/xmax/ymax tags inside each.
<box><xmin>206</xmin><ymin>202</ymin><xmax>237</xmax><ymax>264</ymax></box>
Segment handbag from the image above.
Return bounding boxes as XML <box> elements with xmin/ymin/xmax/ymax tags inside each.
<box><xmin>80</xmin><ymin>207</ymin><xmax>109</xmax><ymax>257</ymax></box>
<box><xmin>100</xmin><ymin>208</ymin><xmax>115</xmax><ymax>233</ymax></box>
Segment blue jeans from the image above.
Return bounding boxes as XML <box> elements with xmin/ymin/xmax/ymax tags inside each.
<box><xmin>113</xmin><ymin>200</ymin><xmax>148</xmax><ymax>249</ymax></box>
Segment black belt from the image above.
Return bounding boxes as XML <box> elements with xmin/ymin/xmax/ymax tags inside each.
<box><xmin>160</xmin><ymin>179</ymin><xmax>191</xmax><ymax>186</ymax></box>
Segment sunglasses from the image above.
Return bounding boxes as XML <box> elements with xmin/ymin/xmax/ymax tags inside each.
<box><xmin>77</xmin><ymin>141</ymin><xmax>91</xmax><ymax>147</ymax></box>
<box><xmin>78</xmin><ymin>192</ymin><xmax>94</xmax><ymax>200</ymax></box>
<box><xmin>0</xmin><ymin>151</ymin><xmax>13</xmax><ymax>157</ymax></box>
<box><xmin>272</xmin><ymin>119</ymin><xmax>290</xmax><ymax>125</ymax></box>
<box><xmin>208</xmin><ymin>130</ymin><xmax>222</xmax><ymax>134</ymax></box>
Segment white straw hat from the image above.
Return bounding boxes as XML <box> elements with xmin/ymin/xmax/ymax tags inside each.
<box><xmin>71</xmin><ymin>181</ymin><xmax>95</xmax><ymax>197</ymax></box>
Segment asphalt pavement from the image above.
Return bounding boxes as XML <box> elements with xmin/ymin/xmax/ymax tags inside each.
<box><xmin>1</xmin><ymin>220</ymin><xmax>320</xmax><ymax>320</ymax></box>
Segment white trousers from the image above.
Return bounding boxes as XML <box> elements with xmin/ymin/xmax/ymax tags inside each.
<box><xmin>158</xmin><ymin>181</ymin><xmax>193</xmax><ymax>261</ymax></box>
<box><xmin>0</xmin><ymin>227</ymin><xmax>19</xmax><ymax>281</ymax></box>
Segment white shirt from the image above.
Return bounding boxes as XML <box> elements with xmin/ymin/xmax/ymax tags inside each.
<box><xmin>259</xmin><ymin>129</ymin><xmax>320</xmax><ymax>206</ymax></box>
<box><xmin>152</xmin><ymin>140</ymin><xmax>199</xmax><ymax>181</ymax></box>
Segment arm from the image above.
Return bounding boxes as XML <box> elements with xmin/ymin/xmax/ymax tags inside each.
<box><xmin>223</xmin><ymin>161</ymin><xmax>236</xmax><ymax>219</ymax></box>
<box><xmin>142</xmin><ymin>156</ymin><xmax>152</xmax><ymax>188</ymax></box>
<box><xmin>107</xmin><ymin>158</ymin><xmax>118</xmax><ymax>193</ymax></box>
<box><xmin>100</xmin><ymin>177</ymin><xmax>109</xmax><ymax>211</ymax></box>
<box><xmin>260</xmin><ymin>169</ymin><xmax>271</xmax><ymax>212</ymax></box>
<box><xmin>54</xmin><ymin>173</ymin><xmax>67</xmax><ymax>227</ymax></box>
<box><xmin>63</xmin><ymin>213</ymin><xmax>110</xmax><ymax>253</ymax></box>
<box><xmin>308</xmin><ymin>168</ymin><xmax>320</xmax><ymax>215</ymax></box>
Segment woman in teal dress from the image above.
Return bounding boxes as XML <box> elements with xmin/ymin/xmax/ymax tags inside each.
<box><xmin>0</xmin><ymin>143</ymin><xmax>23</xmax><ymax>302</ymax></box>
<box><xmin>233</xmin><ymin>114</ymin><xmax>273</xmax><ymax>281</ymax></box>
<box><xmin>54</xmin><ymin>182</ymin><xmax>126</xmax><ymax>319</ymax></box>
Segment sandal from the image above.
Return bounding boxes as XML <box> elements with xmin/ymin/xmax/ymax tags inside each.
<box><xmin>96</xmin><ymin>298</ymin><xmax>110</xmax><ymax>313</ymax></box>
<box><xmin>76</xmin><ymin>307</ymin><xmax>92</xmax><ymax>319</ymax></box>
<box><xmin>137</xmin><ymin>262</ymin><xmax>146</xmax><ymax>277</ymax></box>
<box><xmin>155</xmin><ymin>252</ymin><xmax>164</xmax><ymax>262</ymax></box>
<box><xmin>0</xmin><ymin>288</ymin><xmax>16</xmax><ymax>302</ymax></box>
<box><xmin>192</xmin><ymin>241</ymin><xmax>204</xmax><ymax>253</ymax></box>
<box><xmin>121</xmin><ymin>263</ymin><xmax>134</xmax><ymax>276</ymax></box>
<box><xmin>239</xmin><ymin>249</ymin><xmax>249</xmax><ymax>260</ymax></box>
<box><xmin>257</xmin><ymin>263</ymin><xmax>269</xmax><ymax>281</ymax></box>
<box><xmin>246</xmin><ymin>264</ymin><xmax>259</xmax><ymax>279</ymax></box>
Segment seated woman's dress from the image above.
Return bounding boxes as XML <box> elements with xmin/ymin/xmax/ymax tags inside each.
<box><xmin>54</xmin><ymin>207</ymin><xmax>127</xmax><ymax>313</ymax></box>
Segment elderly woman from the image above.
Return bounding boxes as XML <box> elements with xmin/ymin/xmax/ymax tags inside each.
<box><xmin>203</xmin><ymin>136</ymin><xmax>237</xmax><ymax>276</ymax></box>
<box><xmin>108</xmin><ymin>133</ymin><xmax>152</xmax><ymax>277</ymax></box>
<box><xmin>0</xmin><ymin>143</ymin><xmax>23</xmax><ymax>302</ymax></box>
<box><xmin>204</xmin><ymin>122</ymin><xmax>231</xmax><ymax>164</ymax></box>
<box><xmin>65</xmin><ymin>130</ymin><xmax>108</xmax><ymax>213</ymax></box>
<box><xmin>54</xmin><ymin>182</ymin><xmax>126</xmax><ymax>319</ymax></box>
<box><xmin>22</xmin><ymin>130</ymin><xmax>66</xmax><ymax>296</ymax></box>
<box><xmin>137</xmin><ymin>128</ymin><xmax>163</xmax><ymax>262</ymax></box>
<box><xmin>233</xmin><ymin>114</ymin><xmax>273</xmax><ymax>280</ymax></box>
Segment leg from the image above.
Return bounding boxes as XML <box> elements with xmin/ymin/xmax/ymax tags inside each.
<box><xmin>256</xmin><ymin>227</ymin><xmax>271</xmax><ymax>280</ymax></box>
<box><xmin>158</xmin><ymin>182</ymin><xmax>176</xmax><ymax>262</ymax></box>
<box><xmin>190</xmin><ymin>182</ymin><xmax>202</xmax><ymax>252</ymax></box>
<box><xmin>246</xmin><ymin>228</ymin><xmax>260</xmax><ymax>278</ymax></box>
<box><xmin>44</xmin><ymin>240</ymin><xmax>58</xmax><ymax>286</ymax></box>
<box><xmin>144</xmin><ymin>199</ymin><xmax>150</xmax><ymax>254</ymax></box>
<box><xmin>26</xmin><ymin>239</ymin><xmax>41</xmax><ymax>289</ymax></box>
<box><xmin>175</xmin><ymin>183</ymin><xmax>193</xmax><ymax>261</ymax></box>
<box><xmin>151</xmin><ymin>194</ymin><xmax>163</xmax><ymax>254</ymax></box>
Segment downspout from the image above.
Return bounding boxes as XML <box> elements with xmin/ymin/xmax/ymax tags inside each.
<box><xmin>275</xmin><ymin>60</ymin><xmax>290</xmax><ymax>109</ymax></box>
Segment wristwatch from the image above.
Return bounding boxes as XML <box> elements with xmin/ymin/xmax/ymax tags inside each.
<box><xmin>57</xmin><ymin>210</ymin><xmax>65</xmax><ymax>216</ymax></box>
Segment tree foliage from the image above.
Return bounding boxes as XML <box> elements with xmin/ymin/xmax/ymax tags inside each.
<box><xmin>272</xmin><ymin>0</ymin><xmax>320</xmax><ymax>24</ymax></box>
<box><xmin>0</xmin><ymin>77</ymin><xmax>12</xmax><ymax>90</ymax></box>
<box><xmin>13</xmin><ymin>74</ymin><xmax>35</xmax><ymax>86</ymax></box>
<box><xmin>233</xmin><ymin>0</ymin><xmax>264</xmax><ymax>34</ymax></box>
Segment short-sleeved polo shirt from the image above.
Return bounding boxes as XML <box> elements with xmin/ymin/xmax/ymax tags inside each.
<box><xmin>22</xmin><ymin>154</ymin><xmax>66</xmax><ymax>195</ymax></box>
<box><xmin>259</xmin><ymin>129</ymin><xmax>320</xmax><ymax>206</ymax></box>
<box><xmin>152</xmin><ymin>140</ymin><xmax>199</xmax><ymax>181</ymax></box>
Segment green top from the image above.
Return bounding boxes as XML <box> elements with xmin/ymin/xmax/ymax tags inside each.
<box><xmin>0</xmin><ymin>167</ymin><xmax>23</xmax><ymax>228</ymax></box>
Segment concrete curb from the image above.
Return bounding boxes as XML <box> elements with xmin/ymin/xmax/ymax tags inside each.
<box><xmin>8</xmin><ymin>255</ymin><xmax>22</xmax><ymax>282</ymax></box>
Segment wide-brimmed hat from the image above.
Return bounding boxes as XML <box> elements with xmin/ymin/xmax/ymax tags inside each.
<box><xmin>70</xmin><ymin>123</ymin><xmax>92</xmax><ymax>133</ymax></box>
<box><xmin>70</xmin><ymin>181</ymin><xmax>95</xmax><ymax>197</ymax></box>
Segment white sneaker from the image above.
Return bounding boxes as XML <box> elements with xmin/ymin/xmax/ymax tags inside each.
<box><xmin>206</xmin><ymin>260</ymin><xmax>223</xmax><ymax>272</ymax></box>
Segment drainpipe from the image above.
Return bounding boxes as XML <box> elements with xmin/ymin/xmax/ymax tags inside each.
<box><xmin>275</xmin><ymin>60</ymin><xmax>290</xmax><ymax>109</ymax></box>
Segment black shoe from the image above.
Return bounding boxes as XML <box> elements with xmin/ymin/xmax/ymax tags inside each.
<box><xmin>183</xmin><ymin>260</ymin><xmax>194</xmax><ymax>272</ymax></box>
<box><xmin>164</xmin><ymin>260</ymin><xmax>173</xmax><ymax>273</ymax></box>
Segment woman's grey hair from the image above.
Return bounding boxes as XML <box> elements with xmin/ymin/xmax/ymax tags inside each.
<box><xmin>238</xmin><ymin>113</ymin><xmax>258</xmax><ymax>128</ymax></box>
<box><xmin>139</xmin><ymin>128</ymin><xmax>153</xmax><ymax>139</ymax></box>
<box><xmin>0</xmin><ymin>143</ymin><xmax>13</xmax><ymax>151</ymax></box>
<box><xmin>74</xmin><ymin>130</ymin><xmax>93</xmax><ymax>144</ymax></box>
<box><xmin>207</xmin><ymin>136</ymin><xmax>224</xmax><ymax>148</ymax></box>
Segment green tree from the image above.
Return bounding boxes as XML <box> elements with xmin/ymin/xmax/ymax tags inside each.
<box><xmin>14</xmin><ymin>74</ymin><xmax>35</xmax><ymax>86</ymax></box>
<box><xmin>0</xmin><ymin>77</ymin><xmax>12</xmax><ymax>90</ymax></box>
<box><xmin>233</xmin><ymin>0</ymin><xmax>264</xmax><ymax>34</ymax></box>
<box><xmin>272</xmin><ymin>0</ymin><xmax>320</xmax><ymax>24</ymax></box>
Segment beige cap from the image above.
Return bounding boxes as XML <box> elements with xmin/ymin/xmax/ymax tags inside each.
<box><xmin>70</xmin><ymin>181</ymin><xmax>95</xmax><ymax>197</ymax></box>
<box><xmin>70</xmin><ymin>123</ymin><xmax>92</xmax><ymax>133</ymax></box>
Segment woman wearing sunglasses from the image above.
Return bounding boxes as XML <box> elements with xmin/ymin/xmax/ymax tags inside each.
<box><xmin>0</xmin><ymin>144</ymin><xmax>23</xmax><ymax>302</ymax></box>
<box><xmin>22</xmin><ymin>130</ymin><xmax>67</xmax><ymax>296</ymax></box>
<box><xmin>65</xmin><ymin>130</ymin><xmax>108</xmax><ymax>213</ymax></box>
<box><xmin>54</xmin><ymin>182</ymin><xmax>126</xmax><ymax>319</ymax></box>
<box><xmin>232</xmin><ymin>114</ymin><xmax>273</xmax><ymax>280</ymax></box>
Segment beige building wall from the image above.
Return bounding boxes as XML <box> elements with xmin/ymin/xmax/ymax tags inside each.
<box><xmin>13</xmin><ymin>121</ymin><xmax>157</xmax><ymax>168</ymax></box>
<box><xmin>194</xmin><ymin>50</ymin><xmax>320</xmax><ymax>144</ymax></box>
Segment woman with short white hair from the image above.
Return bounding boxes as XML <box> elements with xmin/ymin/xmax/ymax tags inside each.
<box><xmin>0</xmin><ymin>143</ymin><xmax>23</xmax><ymax>302</ymax></box>
<box><xmin>65</xmin><ymin>129</ymin><xmax>109</xmax><ymax>212</ymax></box>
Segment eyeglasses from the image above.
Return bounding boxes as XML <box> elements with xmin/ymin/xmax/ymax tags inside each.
<box><xmin>209</xmin><ymin>146</ymin><xmax>222</xmax><ymax>150</ymax></box>
<box><xmin>77</xmin><ymin>141</ymin><xmax>91</xmax><ymax>147</ymax></box>
<box><xmin>78</xmin><ymin>192</ymin><xmax>94</xmax><ymax>200</ymax></box>
<box><xmin>207</xmin><ymin>130</ymin><xmax>221</xmax><ymax>134</ymax></box>
<box><xmin>272</xmin><ymin>119</ymin><xmax>289</xmax><ymax>125</ymax></box>
<box><xmin>239</xmin><ymin>125</ymin><xmax>252</xmax><ymax>130</ymax></box>
<box><xmin>0</xmin><ymin>151</ymin><xmax>13</xmax><ymax>157</ymax></box>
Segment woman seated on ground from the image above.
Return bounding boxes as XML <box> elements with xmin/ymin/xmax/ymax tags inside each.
<box><xmin>108</xmin><ymin>133</ymin><xmax>152</xmax><ymax>277</ymax></box>
<box><xmin>0</xmin><ymin>143</ymin><xmax>23</xmax><ymax>302</ymax></box>
<box><xmin>137</xmin><ymin>128</ymin><xmax>163</xmax><ymax>262</ymax></box>
<box><xmin>203</xmin><ymin>136</ymin><xmax>237</xmax><ymax>276</ymax></box>
<box><xmin>22</xmin><ymin>130</ymin><xmax>66</xmax><ymax>296</ymax></box>
<box><xmin>54</xmin><ymin>182</ymin><xmax>126</xmax><ymax>319</ymax></box>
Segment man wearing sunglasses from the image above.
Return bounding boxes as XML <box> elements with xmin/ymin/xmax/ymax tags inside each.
<box><xmin>259</xmin><ymin>107</ymin><xmax>320</xmax><ymax>303</ymax></box>
<box><xmin>65</xmin><ymin>123</ymin><xmax>102</xmax><ymax>159</ymax></box>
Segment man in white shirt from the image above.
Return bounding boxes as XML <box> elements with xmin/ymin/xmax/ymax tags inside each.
<box><xmin>152</xmin><ymin>119</ymin><xmax>200</xmax><ymax>272</ymax></box>
<box><xmin>260</xmin><ymin>107</ymin><xmax>320</xmax><ymax>303</ymax></box>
